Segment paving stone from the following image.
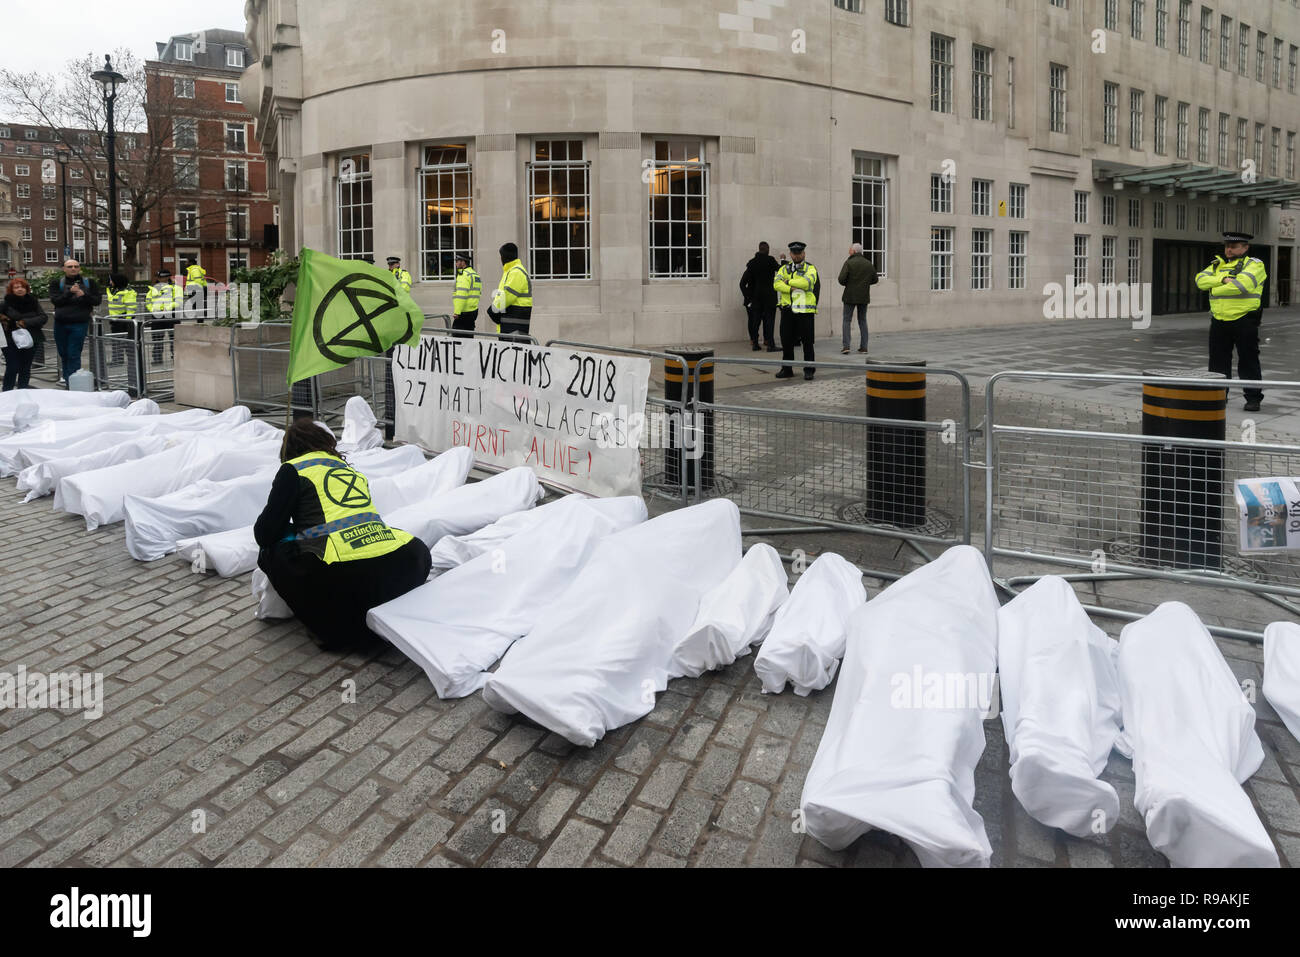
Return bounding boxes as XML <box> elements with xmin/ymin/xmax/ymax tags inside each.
<box><xmin>378</xmin><ymin>813</ymin><xmax>455</xmax><ymax>868</ymax></box>
<box><xmin>601</xmin><ymin>806</ymin><xmax>661</xmax><ymax>865</ymax></box>
<box><xmin>537</xmin><ymin>820</ymin><xmax>604</xmax><ymax>867</ymax></box>
<box><xmin>517</xmin><ymin>783</ymin><xmax>582</xmax><ymax>840</ymax></box>
<box><xmin>484</xmin><ymin>835</ymin><xmax>541</xmax><ymax>868</ymax></box>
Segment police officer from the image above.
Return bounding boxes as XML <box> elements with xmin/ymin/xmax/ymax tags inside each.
<box><xmin>451</xmin><ymin>253</ymin><xmax>481</xmax><ymax>337</ymax></box>
<box><xmin>487</xmin><ymin>242</ymin><xmax>532</xmax><ymax>340</ymax></box>
<box><xmin>387</xmin><ymin>256</ymin><xmax>413</xmax><ymax>293</ymax></box>
<box><xmin>105</xmin><ymin>273</ymin><xmax>138</xmax><ymax>368</ymax></box>
<box><xmin>1196</xmin><ymin>231</ymin><xmax>1268</xmax><ymax>411</ymax></box>
<box><xmin>145</xmin><ymin>269</ymin><xmax>180</xmax><ymax>364</ymax></box>
<box><xmin>774</xmin><ymin>241</ymin><xmax>821</xmax><ymax>381</ymax></box>
<box><xmin>253</xmin><ymin>420</ymin><xmax>433</xmax><ymax>650</ymax></box>
<box><xmin>184</xmin><ymin>259</ymin><xmax>208</xmax><ymax>322</ymax></box>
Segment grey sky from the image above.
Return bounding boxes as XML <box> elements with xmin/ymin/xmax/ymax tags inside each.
<box><xmin>5</xmin><ymin>0</ymin><xmax>247</xmax><ymax>75</ymax></box>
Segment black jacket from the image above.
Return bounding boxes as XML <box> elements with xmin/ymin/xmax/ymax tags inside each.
<box><xmin>1</xmin><ymin>293</ymin><xmax>48</xmax><ymax>348</ymax></box>
<box><xmin>739</xmin><ymin>252</ymin><xmax>779</xmax><ymax>308</ymax></box>
<box><xmin>49</xmin><ymin>276</ymin><xmax>102</xmax><ymax>325</ymax></box>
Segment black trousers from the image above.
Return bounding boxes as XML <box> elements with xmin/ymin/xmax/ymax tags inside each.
<box><xmin>258</xmin><ymin>536</ymin><xmax>433</xmax><ymax>650</ymax></box>
<box><xmin>747</xmin><ymin>300</ymin><xmax>776</xmax><ymax>346</ymax></box>
<box><xmin>779</xmin><ymin>308</ymin><xmax>816</xmax><ymax>373</ymax></box>
<box><xmin>1208</xmin><ymin>311</ymin><xmax>1263</xmax><ymax>402</ymax></box>
<box><xmin>2</xmin><ymin>345</ymin><xmax>35</xmax><ymax>391</ymax></box>
<box><xmin>451</xmin><ymin>310</ymin><xmax>478</xmax><ymax>339</ymax></box>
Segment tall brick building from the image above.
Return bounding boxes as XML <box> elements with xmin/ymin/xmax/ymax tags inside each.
<box><xmin>146</xmin><ymin>28</ymin><xmax>277</xmax><ymax>283</ymax></box>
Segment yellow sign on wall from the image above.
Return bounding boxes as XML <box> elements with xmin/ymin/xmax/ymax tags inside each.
<box><xmin>998</xmin><ymin>200</ymin><xmax>1007</xmax><ymax>217</ymax></box>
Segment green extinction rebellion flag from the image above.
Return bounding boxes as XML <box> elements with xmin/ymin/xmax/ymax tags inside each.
<box><xmin>287</xmin><ymin>248</ymin><xmax>423</xmax><ymax>385</ymax></box>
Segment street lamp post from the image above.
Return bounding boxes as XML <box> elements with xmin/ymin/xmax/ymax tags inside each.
<box><xmin>55</xmin><ymin>149</ymin><xmax>69</xmax><ymax>261</ymax></box>
<box><xmin>91</xmin><ymin>55</ymin><xmax>126</xmax><ymax>276</ymax></box>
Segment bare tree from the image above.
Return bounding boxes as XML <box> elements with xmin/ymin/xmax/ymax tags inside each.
<box><xmin>1</xmin><ymin>48</ymin><xmax>225</xmax><ymax>274</ymax></box>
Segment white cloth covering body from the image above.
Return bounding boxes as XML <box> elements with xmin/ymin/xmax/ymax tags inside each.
<box><xmin>1264</xmin><ymin>622</ymin><xmax>1300</xmax><ymax>744</ymax></box>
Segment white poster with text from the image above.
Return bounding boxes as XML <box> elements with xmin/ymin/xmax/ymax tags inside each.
<box><xmin>392</xmin><ymin>336</ymin><xmax>650</xmax><ymax>497</ymax></box>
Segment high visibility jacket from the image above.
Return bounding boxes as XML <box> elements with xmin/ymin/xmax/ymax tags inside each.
<box><xmin>106</xmin><ymin>287</ymin><xmax>138</xmax><ymax>320</ymax></box>
<box><xmin>391</xmin><ymin>267</ymin><xmax>413</xmax><ymax>293</ymax></box>
<box><xmin>185</xmin><ymin>263</ymin><xmax>207</xmax><ymax>287</ymax></box>
<box><xmin>454</xmin><ymin>266</ymin><xmax>482</xmax><ymax>315</ymax></box>
<box><xmin>492</xmin><ymin>259</ymin><xmax>533</xmax><ymax>314</ymax></box>
<box><xmin>284</xmin><ymin>452</ymin><xmax>412</xmax><ymax>564</ymax></box>
<box><xmin>774</xmin><ymin>261</ymin><xmax>820</xmax><ymax>314</ymax></box>
<box><xmin>146</xmin><ymin>283</ymin><xmax>180</xmax><ymax>315</ymax></box>
<box><xmin>1195</xmin><ymin>255</ymin><xmax>1267</xmax><ymax>322</ymax></box>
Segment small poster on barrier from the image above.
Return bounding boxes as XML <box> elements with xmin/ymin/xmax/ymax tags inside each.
<box><xmin>1234</xmin><ymin>478</ymin><xmax>1300</xmax><ymax>552</ymax></box>
<box><xmin>391</xmin><ymin>335</ymin><xmax>650</xmax><ymax>498</ymax></box>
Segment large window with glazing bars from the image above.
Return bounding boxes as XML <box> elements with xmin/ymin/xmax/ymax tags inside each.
<box><xmin>1008</xmin><ymin>231</ymin><xmax>1027</xmax><ymax>289</ymax></box>
<box><xmin>929</xmin><ymin>226</ymin><xmax>953</xmax><ymax>291</ymax></box>
<box><xmin>851</xmin><ymin>154</ymin><xmax>888</xmax><ymax>277</ymax></box>
<box><xmin>930</xmin><ymin>34</ymin><xmax>954</xmax><ymax>113</ymax></box>
<box><xmin>1049</xmin><ymin>64</ymin><xmax>1067</xmax><ymax>133</ymax></box>
<box><xmin>648</xmin><ymin>140</ymin><xmax>708</xmax><ymax>279</ymax></box>
<box><xmin>971</xmin><ymin>46</ymin><xmax>992</xmax><ymax>121</ymax></box>
<box><xmin>336</xmin><ymin>152</ymin><xmax>372</xmax><ymax>261</ymax></box>
<box><xmin>418</xmin><ymin>144</ymin><xmax>473</xmax><ymax>282</ymax></box>
<box><xmin>528</xmin><ymin>139</ymin><xmax>590</xmax><ymax>280</ymax></box>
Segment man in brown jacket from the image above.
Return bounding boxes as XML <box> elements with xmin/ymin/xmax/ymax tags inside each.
<box><xmin>837</xmin><ymin>242</ymin><xmax>878</xmax><ymax>354</ymax></box>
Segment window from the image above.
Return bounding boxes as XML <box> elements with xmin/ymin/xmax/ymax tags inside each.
<box><xmin>970</xmin><ymin>229</ymin><xmax>991</xmax><ymax>290</ymax></box>
<box><xmin>885</xmin><ymin>0</ymin><xmax>909</xmax><ymax>25</ymax></box>
<box><xmin>1074</xmin><ymin>190</ymin><xmax>1089</xmax><ymax>224</ymax></box>
<box><xmin>23</xmin><ymin>249</ymin><xmax>32</xmax><ymax>264</ymax></box>
<box><xmin>175</xmin><ymin>77</ymin><xmax>194</xmax><ymax>99</ymax></box>
<box><xmin>14</xmin><ymin>164</ymin><xmax>29</xmax><ymax>176</ymax></box>
<box><xmin>1008</xmin><ymin>231</ymin><xmax>1027</xmax><ymax>289</ymax></box>
<box><xmin>225</xmin><ymin>83</ymin><xmax>241</xmax><ymax>104</ymax></box>
<box><xmin>1128</xmin><ymin>237</ymin><xmax>1142</xmax><ymax>282</ymax></box>
<box><xmin>1237</xmin><ymin>119</ymin><xmax>1247</xmax><ymax>167</ymax></box>
<box><xmin>226</xmin><ymin>47</ymin><xmax>245</xmax><ymax>69</ymax></box>
<box><xmin>225</xmin><ymin>160</ymin><xmax>248</xmax><ymax>191</ymax></box>
<box><xmin>1105</xmin><ymin>0</ymin><xmax>1118</xmax><ymax>31</ymax></box>
<box><xmin>1008</xmin><ymin>182</ymin><xmax>1026</xmax><ymax>219</ymax></box>
<box><xmin>1196</xmin><ymin>206</ymin><xmax>1208</xmax><ymax>232</ymax></box>
<box><xmin>173</xmin><ymin>117</ymin><xmax>197</xmax><ymax>150</ymax></box>
<box><xmin>44</xmin><ymin>227</ymin><xmax>57</xmax><ymax>242</ymax></box>
<box><xmin>971</xmin><ymin>46</ymin><xmax>992</xmax><ymax>121</ymax></box>
<box><xmin>77</xmin><ymin>132</ymin><xmax>92</xmax><ymax>145</ymax></box>
<box><xmin>1272</xmin><ymin>38</ymin><xmax>1283</xmax><ymax>88</ymax></box>
<box><xmin>1153</xmin><ymin>201</ymin><xmax>1165</xmax><ymax>229</ymax></box>
<box><xmin>43</xmin><ymin>207</ymin><xmax>56</xmax><ymax>220</ymax></box>
<box><xmin>1216</xmin><ymin>207</ymin><xmax>1226</xmax><ymax>233</ymax></box>
<box><xmin>1049</xmin><ymin>0</ymin><xmax>1067</xmax><ymax>6</ymax></box>
<box><xmin>72</xmin><ymin>226</ymin><xmax>83</xmax><ymax>241</ymax></box>
<box><xmin>1102</xmin><ymin>194</ymin><xmax>1116</xmax><ymax>225</ymax></box>
<box><xmin>527</xmin><ymin>139</ymin><xmax>591</xmax><ymax>280</ymax></box>
<box><xmin>1132</xmin><ymin>0</ymin><xmax>1145</xmax><ymax>40</ymax></box>
<box><xmin>175</xmin><ymin>40</ymin><xmax>193</xmax><ymax>61</ymax></box>
<box><xmin>20</xmin><ymin>227</ymin><xmax>31</xmax><ymax>242</ymax></box>
<box><xmin>1239</xmin><ymin>23</ymin><xmax>1250</xmax><ymax>75</ymax></box>
<box><xmin>1254</xmin><ymin>123</ymin><xmax>1264</xmax><ymax>167</ymax></box>
<box><xmin>833</xmin><ymin>0</ymin><xmax>861</xmax><ymax>10</ymax></box>
<box><xmin>16</xmin><ymin>184</ymin><xmax>29</xmax><ymax>199</ymax></box>
<box><xmin>1103</xmin><ymin>82</ymin><xmax>1119</xmax><ymax>145</ymax></box>
<box><xmin>929</xmin><ymin>227</ymin><xmax>953</xmax><ymax>291</ymax></box>
<box><xmin>930</xmin><ymin>173</ymin><xmax>952</xmax><ymax>213</ymax></box>
<box><xmin>648</xmin><ymin>140</ymin><xmax>707</xmax><ymax>279</ymax></box>
<box><xmin>1128</xmin><ymin>197</ymin><xmax>1142</xmax><ymax>228</ymax></box>
<box><xmin>227</xmin><ymin>205</ymin><xmax>249</xmax><ymax>241</ymax></box>
<box><xmin>228</xmin><ymin>252</ymin><xmax>249</xmax><ymax>276</ymax></box>
<box><xmin>1153</xmin><ymin>96</ymin><xmax>1168</xmax><ymax>154</ymax></box>
<box><xmin>1291</xmin><ymin>45</ymin><xmax>1298</xmax><ymax>93</ymax></box>
<box><xmin>337</xmin><ymin>152</ymin><xmax>373</xmax><ymax>261</ymax></box>
<box><xmin>1288</xmin><ymin>132</ymin><xmax>1296</xmax><ymax>179</ymax></box>
<box><xmin>1174</xmin><ymin>204</ymin><xmax>1186</xmax><ymax>231</ymax></box>
<box><xmin>18</xmin><ymin>207</ymin><xmax>30</xmax><ymax>220</ymax></box>
<box><xmin>41</xmin><ymin>146</ymin><xmax>53</xmax><ymax>157</ymax></box>
<box><xmin>852</xmin><ymin>155</ymin><xmax>889</xmax><ymax>276</ymax></box>
<box><xmin>46</xmin><ymin>249</ymin><xmax>60</xmax><ymax>264</ymax></box>
<box><xmin>174</xmin><ymin>156</ymin><xmax>198</xmax><ymax>191</ymax></box>
<box><xmin>1199</xmin><ymin>7</ymin><xmax>1211</xmax><ymax>62</ymax></box>
<box><xmin>1101</xmin><ymin>236</ymin><xmax>1116</xmax><ymax>284</ymax></box>
<box><xmin>1176</xmin><ymin>102</ymin><xmax>1189</xmax><ymax>158</ymax></box>
<box><xmin>1049</xmin><ymin>64</ymin><xmax>1067</xmax><ymax>133</ymax></box>
<box><xmin>0</xmin><ymin>128</ymin><xmax>8</xmax><ymax>138</ymax></box>
<box><xmin>1272</xmin><ymin>128</ymin><xmax>1281</xmax><ymax>176</ymax></box>
<box><xmin>1073</xmin><ymin>235</ymin><xmax>1088</xmax><ymax>285</ymax></box>
<box><xmin>1197</xmin><ymin>108</ymin><xmax>1210</xmax><ymax>163</ymax></box>
<box><xmin>1155</xmin><ymin>0</ymin><xmax>1167</xmax><ymax>47</ymax></box>
<box><xmin>1218</xmin><ymin>113</ymin><xmax>1229</xmax><ymax>166</ymax></box>
<box><xmin>23</xmin><ymin>129</ymin><xmax>36</xmax><ymax>140</ymax></box>
<box><xmin>1177</xmin><ymin>0</ymin><xmax>1190</xmax><ymax>55</ymax></box>
<box><xmin>1130</xmin><ymin>89</ymin><xmax>1144</xmax><ymax>150</ymax></box>
<box><xmin>930</xmin><ymin>34</ymin><xmax>954</xmax><ymax>114</ymax></box>
<box><xmin>1257</xmin><ymin>31</ymin><xmax>1267</xmax><ymax>82</ymax></box>
<box><xmin>226</xmin><ymin>123</ymin><xmax>246</xmax><ymax>154</ymax></box>
<box><xmin>176</xmin><ymin>205</ymin><xmax>199</xmax><ymax>240</ymax></box>
<box><xmin>41</xmin><ymin>185</ymin><xmax>54</xmax><ymax>200</ymax></box>
<box><xmin>971</xmin><ymin>178</ymin><xmax>992</xmax><ymax>216</ymax></box>
<box><xmin>69</xmin><ymin>168</ymin><xmax>82</xmax><ymax>180</ymax></box>
<box><xmin>1220</xmin><ymin>16</ymin><xmax>1232</xmax><ymax>70</ymax></box>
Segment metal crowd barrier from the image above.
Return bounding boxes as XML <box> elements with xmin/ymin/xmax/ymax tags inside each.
<box><xmin>982</xmin><ymin>370</ymin><xmax>1300</xmax><ymax>641</ymax></box>
<box><xmin>84</xmin><ymin>312</ymin><xmax>182</xmax><ymax>400</ymax></box>
<box><xmin>691</xmin><ymin>357</ymin><xmax>973</xmax><ymax>549</ymax></box>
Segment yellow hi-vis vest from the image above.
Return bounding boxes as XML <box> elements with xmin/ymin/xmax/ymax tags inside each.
<box><xmin>774</xmin><ymin>262</ymin><xmax>819</xmax><ymax>313</ymax></box>
<box><xmin>285</xmin><ymin>452</ymin><xmax>412</xmax><ymax>564</ymax></box>
<box><xmin>1195</xmin><ymin>255</ymin><xmax>1268</xmax><ymax>322</ymax></box>
<box><xmin>391</xmin><ymin>267</ymin><xmax>413</xmax><ymax>293</ymax></box>
<box><xmin>454</xmin><ymin>266</ymin><xmax>482</xmax><ymax>315</ymax></box>
<box><xmin>492</xmin><ymin>259</ymin><xmax>533</xmax><ymax>312</ymax></box>
<box><xmin>106</xmin><ymin>287</ymin><xmax>138</xmax><ymax>319</ymax></box>
<box><xmin>185</xmin><ymin>263</ymin><xmax>208</xmax><ymax>287</ymax></box>
<box><xmin>146</xmin><ymin>283</ymin><xmax>179</xmax><ymax>315</ymax></box>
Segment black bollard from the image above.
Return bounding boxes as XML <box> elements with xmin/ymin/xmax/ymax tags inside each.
<box><xmin>1140</xmin><ymin>369</ymin><xmax>1226</xmax><ymax>570</ymax></box>
<box><xmin>663</xmin><ymin>348</ymin><xmax>714</xmax><ymax>493</ymax></box>
<box><xmin>866</xmin><ymin>358</ymin><xmax>927</xmax><ymax>527</ymax></box>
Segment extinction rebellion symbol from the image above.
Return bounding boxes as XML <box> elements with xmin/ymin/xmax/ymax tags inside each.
<box><xmin>323</xmin><ymin>467</ymin><xmax>372</xmax><ymax>508</ymax></box>
<box><xmin>312</xmin><ymin>273</ymin><xmax>416</xmax><ymax>365</ymax></box>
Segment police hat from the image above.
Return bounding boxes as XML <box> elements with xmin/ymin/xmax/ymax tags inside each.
<box><xmin>386</xmin><ymin>256</ymin><xmax>402</xmax><ymax>265</ymax></box>
<box><xmin>787</xmin><ymin>241</ymin><xmax>807</xmax><ymax>253</ymax></box>
<box><xmin>156</xmin><ymin>269</ymin><xmax>172</xmax><ymax>278</ymax></box>
<box><xmin>1222</xmin><ymin>231</ymin><xmax>1253</xmax><ymax>243</ymax></box>
<box><xmin>455</xmin><ymin>252</ymin><xmax>472</xmax><ymax>265</ymax></box>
